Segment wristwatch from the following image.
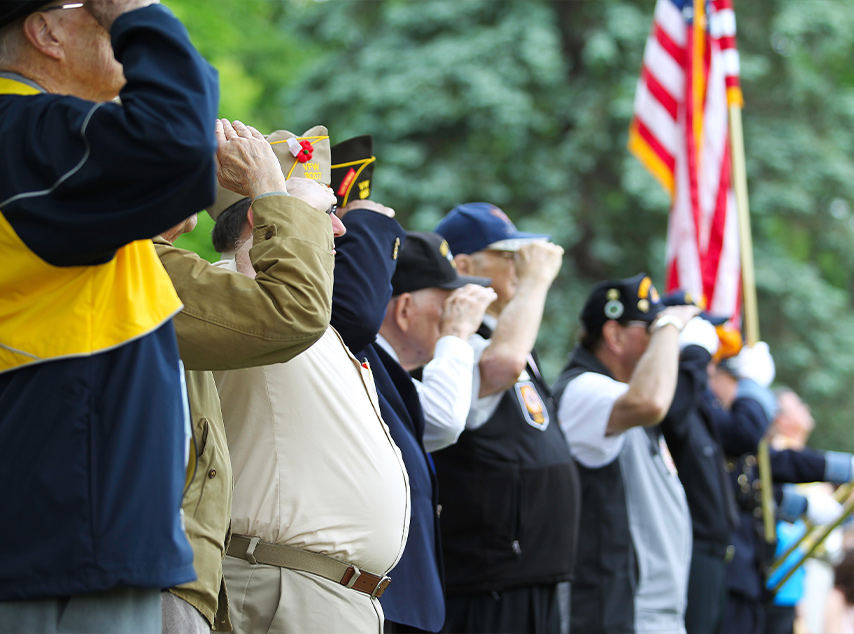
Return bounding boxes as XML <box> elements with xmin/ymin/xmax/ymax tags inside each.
<box><xmin>652</xmin><ymin>315</ymin><xmax>684</xmax><ymax>333</ymax></box>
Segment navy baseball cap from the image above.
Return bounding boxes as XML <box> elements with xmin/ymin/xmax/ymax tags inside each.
<box><xmin>434</xmin><ymin>202</ymin><xmax>550</xmax><ymax>255</ymax></box>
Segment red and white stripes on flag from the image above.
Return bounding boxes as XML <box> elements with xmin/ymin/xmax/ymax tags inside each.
<box><xmin>629</xmin><ymin>0</ymin><xmax>744</xmax><ymax>320</ymax></box>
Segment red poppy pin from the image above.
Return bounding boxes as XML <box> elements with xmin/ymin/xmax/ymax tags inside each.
<box><xmin>296</xmin><ymin>140</ymin><xmax>314</xmax><ymax>163</ymax></box>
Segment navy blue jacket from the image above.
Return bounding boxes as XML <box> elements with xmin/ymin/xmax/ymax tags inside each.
<box><xmin>0</xmin><ymin>5</ymin><xmax>218</xmax><ymax>600</ymax></box>
<box><xmin>707</xmin><ymin>385</ymin><xmax>842</xmax><ymax>602</ymax></box>
<box><xmin>661</xmin><ymin>346</ymin><xmax>737</xmax><ymax>551</ymax></box>
<box><xmin>332</xmin><ymin>212</ymin><xmax>445</xmax><ymax>632</ymax></box>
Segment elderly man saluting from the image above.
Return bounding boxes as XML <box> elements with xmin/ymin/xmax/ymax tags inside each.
<box><xmin>0</xmin><ymin>0</ymin><xmax>219</xmax><ymax>632</ymax></box>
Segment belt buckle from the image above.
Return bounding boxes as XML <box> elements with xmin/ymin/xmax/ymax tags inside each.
<box><xmin>372</xmin><ymin>575</ymin><xmax>391</xmax><ymax>599</ymax></box>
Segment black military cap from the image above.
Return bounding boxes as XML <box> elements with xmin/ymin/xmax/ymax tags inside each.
<box><xmin>661</xmin><ymin>290</ymin><xmax>728</xmax><ymax>325</ymax></box>
<box><xmin>0</xmin><ymin>1</ymin><xmax>54</xmax><ymax>29</ymax></box>
<box><xmin>581</xmin><ymin>273</ymin><xmax>663</xmax><ymax>333</ymax></box>
<box><xmin>391</xmin><ymin>232</ymin><xmax>491</xmax><ymax>296</ymax></box>
<box><xmin>330</xmin><ymin>135</ymin><xmax>375</xmax><ymax>208</ymax></box>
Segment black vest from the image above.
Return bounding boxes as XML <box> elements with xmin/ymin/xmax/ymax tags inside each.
<box><xmin>552</xmin><ymin>345</ymin><xmax>636</xmax><ymax>634</ymax></box>
<box><xmin>431</xmin><ymin>326</ymin><xmax>580</xmax><ymax>594</ymax></box>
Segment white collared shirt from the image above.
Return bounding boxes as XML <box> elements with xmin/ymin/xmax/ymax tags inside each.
<box><xmin>376</xmin><ymin>333</ymin><xmax>475</xmax><ymax>452</ymax></box>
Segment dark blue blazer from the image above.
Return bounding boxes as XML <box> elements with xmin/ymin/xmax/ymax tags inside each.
<box><xmin>332</xmin><ymin>210</ymin><xmax>445</xmax><ymax>632</ymax></box>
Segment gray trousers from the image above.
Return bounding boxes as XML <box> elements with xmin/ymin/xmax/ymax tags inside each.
<box><xmin>0</xmin><ymin>587</ymin><xmax>161</xmax><ymax>634</ymax></box>
<box><xmin>162</xmin><ymin>592</ymin><xmax>211</xmax><ymax>634</ymax></box>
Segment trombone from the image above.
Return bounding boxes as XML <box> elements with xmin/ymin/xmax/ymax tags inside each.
<box><xmin>767</xmin><ymin>482</ymin><xmax>854</xmax><ymax>596</ymax></box>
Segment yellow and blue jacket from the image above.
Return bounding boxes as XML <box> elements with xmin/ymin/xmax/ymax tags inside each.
<box><xmin>0</xmin><ymin>4</ymin><xmax>219</xmax><ymax>601</ymax></box>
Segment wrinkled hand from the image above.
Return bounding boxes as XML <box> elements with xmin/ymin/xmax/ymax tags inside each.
<box><xmin>439</xmin><ymin>284</ymin><xmax>498</xmax><ymax>340</ymax></box>
<box><xmin>734</xmin><ymin>341</ymin><xmax>775</xmax><ymax>388</ymax></box>
<box><xmin>214</xmin><ymin>119</ymin><xmax>286</xmax><ymax>200</ymax></box>
<box><xmin>678</xmin><ymin>317</ymin><xmax>719</xmax><ymax>354</ymax></box>
<box><xmin>86</xmin><ymin>0</ymin><xmax>159</xmax><ymax>30</ymax></box>
<box><xmin>515</xmin><ymin>242</ymin><xmax>564</xmax><ymax>285</ymax></box>
<box><xmin>285</xmin><ymin>178</ymin><xmax>337</xmax><ymax>214</ymax></box>
<box><xmin>337</xmin><ymin>199</ymin><xmax>395</xmax><ymax>219</ymax></box>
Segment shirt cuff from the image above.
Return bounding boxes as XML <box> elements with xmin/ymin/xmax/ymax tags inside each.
<box><xmin>778</xmin><ymin>486</ymin><xmax>808</xmax><ymax>523</ymax></box>
<box><xmin>824</xmin><ymin>451</ymin><xmax>853</xmax><ymax>484</ymax></box>
<box><xmin>434</xmin><ymin>335</ymin><xmax>474</xmax><ymax>363</ymax></box>
<box><xmin>253</xmin><ymin>191</ymin><xmax>289</xmax><ymax>201</ymax></box>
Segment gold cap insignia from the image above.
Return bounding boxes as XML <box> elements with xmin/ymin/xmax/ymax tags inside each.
<box><xmin>638</xmin><ymin>298</ymin><xmax>650</xmax><ymax>313</ymax></box>
<box><xmin>392</xmin><ymin>237</ymin><xmax>400</xmax><ymax>260</ymax></box>
<box><xmin>606</xmin><ymin>288</ymin><xmax>619</xmax><ymax>301</ymax></box>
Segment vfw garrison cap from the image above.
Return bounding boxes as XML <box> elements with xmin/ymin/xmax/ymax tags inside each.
<box><xmin>206</xmin><ymin>125</ymin><xmax>331</xmax><ymax>220</ymax></box>
<box><xmin>581</xmin><ymin>273</ymin><xmax>663</xmax><ymax>333</ymax></box>
<box><xmin>330</xmin><ymin>135</ymin><xmax>375</xmax><ymax>208</ymax></box>
<box><xmin>434</xmin><ymin>202</ymin><xmax>550</xmax><ymax>256</ymax></box>
<box><xmin>391</xmin><ymin>232</ymin><xmax>491</xmax><ymax>296</ymax></box>
<box><xmin>0</xmin><ymin>1</ymin><xmax>53</xmax><ymax>29</ymax></box>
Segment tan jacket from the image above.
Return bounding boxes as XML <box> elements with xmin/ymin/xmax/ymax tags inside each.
<box><xmin>155</xmin><ymin>194</ymin><xmax>334</xmax><ymax>629</ymax></box>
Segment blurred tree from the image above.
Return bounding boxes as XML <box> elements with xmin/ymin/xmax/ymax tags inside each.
<box><xmin>169</xmin><ymin>0</ymin><xmax>854</xmax><ymax>451</ymax></box>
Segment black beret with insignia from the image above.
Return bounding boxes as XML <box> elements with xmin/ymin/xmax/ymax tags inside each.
<box><xmin>330</xmin><ymin>135</ymin><xmax>375</xmax><ymax>208</ymax></box>
<box><xmin>580</xmin><ymin>272</ymin><xmax>663</xmax><ymax>334</ymax></box>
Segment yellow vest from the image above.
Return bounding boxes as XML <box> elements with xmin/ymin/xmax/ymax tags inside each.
<box><xmin>0</xmin><ymin>77</ymin><xmax>182</xmax><ymax>374</ymax></box>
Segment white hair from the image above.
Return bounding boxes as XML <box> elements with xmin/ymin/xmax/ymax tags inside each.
<box><xmin>0</xmin><ymin>21</ymin><xmax>24</xmax><ymax>69</ymax></box>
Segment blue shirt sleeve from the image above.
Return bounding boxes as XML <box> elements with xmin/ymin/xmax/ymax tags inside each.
<box><xmin>0</xmin><ymin>5</ymin><xmax>219</xmax><ymax>266</ymax></box>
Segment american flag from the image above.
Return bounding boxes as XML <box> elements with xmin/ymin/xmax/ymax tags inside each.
<box><xmin>629</xmin><ymin>0</ymin><xmax>743</xmax><ymax>319</ymax></box>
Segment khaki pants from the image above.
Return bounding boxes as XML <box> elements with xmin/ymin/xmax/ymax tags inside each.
<box><xmin>223</xmin><ymin>555</ymin><xmax>383</xmax><ymax>634</ymax></box>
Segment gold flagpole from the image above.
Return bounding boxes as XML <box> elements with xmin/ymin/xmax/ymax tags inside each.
<box><xmin>729</xmin><ymin>103</ymin><xmax>774</xmax><ymax>543</ymax></box>
<box><xmin>729</xmin><ymin>105</ymin><xmax>759</xmax><ymax>347</ymax></box>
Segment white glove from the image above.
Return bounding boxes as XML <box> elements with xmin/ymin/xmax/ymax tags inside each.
<box><xmin>734</xmin><ymin>341</ymin><xmax>775</xmax><ymax>388</ymax></box>
<box><xmin>806</xmin><ymin>490</ymin><xmax>843</xmax><ymax>525</ymax></box>
<box><xmin>678</xmin><ymin>317</ymin><xmax>719</xmax><ymax>355</ymax></box>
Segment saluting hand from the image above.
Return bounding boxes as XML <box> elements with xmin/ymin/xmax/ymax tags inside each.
<box><xmin>214</xmin><ymin>119</ymin><xmax>286</xmax><ymax>200</ymax></box>
<box><xmin>439</xmin><ymin>284</ymin><xmax>498</xmax><ymax>341</ymax></box>
<box><xmin>515</xmin><ymin>242</ymin><xmax>564</xmax><ymax>285</ymax></box>
<box><xmin>87</xmin><ymin>0</ymin><xmax>159</xmax><ymax>30</ymax></box>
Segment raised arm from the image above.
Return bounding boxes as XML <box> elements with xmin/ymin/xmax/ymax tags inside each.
<box><xmin>0</xmin><ymin>4</ymin><xmax>219</xmax><ymax>266</ymax></box>
<box><xmin>157</xmin><ymin>120</ymin><xmax>334</xmax><ymax>370</ymax></box>
<box><xmin>607</xmin><ymin>305</ymin><xmax>700</xmax><ymax>434</ymax></box>
<box><xmin>477</xmin><ymin>242</ymin><xmax>563</xmax><ymax>396</ymax></box>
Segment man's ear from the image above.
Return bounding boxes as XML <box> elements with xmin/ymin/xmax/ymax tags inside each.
<box><xmin>21</xmin><ymin>12</ymin><xmax>65</xmax><ymax>61</ymax></box>
<box><xmin>454</xmin><ymin>253</ymin><xmax>472</xmax><ymax>275</ymax></box>
<box><xmin>601</xmin><ymin>320</ymin><xmax>624</xmax><ymax>354</ymax></box>
<box><xmin>247</xmin><ymin>206</ymin><xmax>255</xmax><ymax>229</ymax></box>
<box><xmin>392</xmin><ymin>293</ymin><xmax>413</xmax><ymax>333</ymax></box>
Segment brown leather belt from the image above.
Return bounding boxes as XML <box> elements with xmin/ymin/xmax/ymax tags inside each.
<box><xmin>227</xmin><ymin>534</ymin><xmax>391</xmax><ymax>599</ymax></box>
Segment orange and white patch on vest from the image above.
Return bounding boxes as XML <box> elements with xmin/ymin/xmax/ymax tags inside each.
<box><xmin>515</xmin><ymin>381</ymin><xmax>549</xmax><ymax>430</ymax></box>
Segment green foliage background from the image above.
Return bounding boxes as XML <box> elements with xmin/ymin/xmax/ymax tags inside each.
<box><xmin>168</xmin><ymin>0</ymin><xmax>854</xmax><ymax>452</ymax></box>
